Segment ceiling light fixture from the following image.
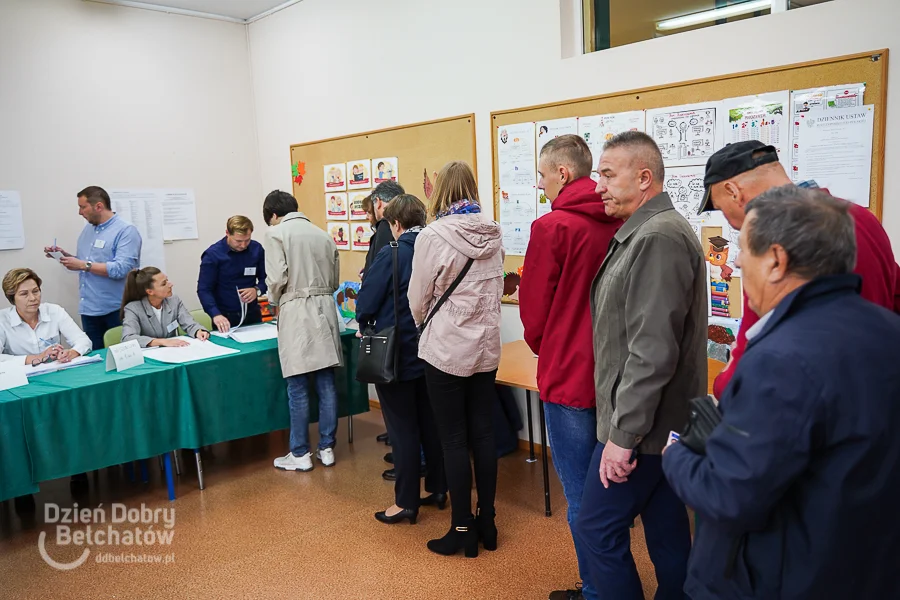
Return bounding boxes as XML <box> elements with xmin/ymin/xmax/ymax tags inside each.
<box><xmin>656</xmin><ymin>0</ymin><xmax>772</xmax><ymax>31</ymax></box>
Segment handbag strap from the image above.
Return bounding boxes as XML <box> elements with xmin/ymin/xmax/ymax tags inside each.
<box><xmin>390</xmin><ymin>242</ymin><xmax>400</xmax><ymax>372</ymax></box>
<box><xmin>420</xmin><ymin>257</ymin><xmax>475</xmax><ymax>334</ymax></box>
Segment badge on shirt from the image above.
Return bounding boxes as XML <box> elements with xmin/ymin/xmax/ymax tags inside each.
<box><xmin>93</xmin><ymin>239</ymin><xmax>106</xmax><ymax>249</ymax></box>
<box><xmin>166</xmin><ymin>321</ymin><xmax>179</xmax><ymax>334</ymax></box>
<box><xmin>244</xmin><ymin>267</ymin><xmax>257</xmax><ymax>276</ymax></box>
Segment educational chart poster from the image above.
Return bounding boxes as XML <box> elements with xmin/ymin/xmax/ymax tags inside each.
<box><xmin>701</xmin><ymin>215</ymin><xmax>742</xmax><ymax>320</ymax></box>
<box><xmin>721</xmin><ymin>92</ymin><xmax>790</xmax><ymax>172</ymax></box>
<box><xmin>796</xmin><ymin>105</ymin><xmax>875</xmax><ymax>206</ymax></box>
<box><xmin>348</xmin><ymin>191</ymin><xmax>369</xmax><ymax>221</ymax></box>
<box><xmin>346</xmin><ymin>159</ymin><xmax>371</xmax><ymax>190</ymax></box>
<box><xmin>498</xmin><ymin>188</ymin><xmax>536</xmax><ymax>256</ymax></box>
<box><xmin>325</xmin><ymin>192</ymin><xmax>348</xmax><ymax>220</ymax></box>
<box><xmin>647</xmin><ymin>103</ymin><xmax>721</xmax><ymax>167</ymax></box>
<box><xmin>498</xmin><ymin>122</ymin><xmax>537</xmax><ymax>188</ymax></box>
<box><xmin>536</xmin><ymin>189</ymin><xmax>552</xmax><ymax>219</ymax></box>
<box><xmin>350</xmin><ymin>223</ymin><xmax>374</xmax><ymax>252</ymax></box>
<box><xmin>535</xmin><ymin>117</ymin><xmax>578</xmax><ymax>158</ymax></box>
<box><xmin>372</xmin><ymin>157</ymin><xmax>398</xmax><ymax>184</ymax></box>
<box><xmin>578</xmin><ymin>111</ymin><xmax>646</xmax><ymax>164</ymax></box>
<box><xmin>324</xmin><ymin>163</ymin><xmax>347</xmax><ymax>191</ymax></box>
<box><xmin>328</xmin><ymin>222</ymin><xmax>350</xmax><ymax>250</ymax></box>
<box><xmin>663</xmin><ymin>166</ymin><xmax>706</xmax><ymax>237</ymax></box>
<box><xmin>790</xmin><ymin>83</ymin><xmax>865</xmax><ymax>181</ymax></box>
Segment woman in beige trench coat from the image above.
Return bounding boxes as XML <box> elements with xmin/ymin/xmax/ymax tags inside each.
<box><xmin>263</xmin><ymin>190</ymin><xmax>342</xmax><ymax>473</ymax></box>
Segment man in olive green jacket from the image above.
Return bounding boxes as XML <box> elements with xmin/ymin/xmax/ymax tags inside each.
<box><xmin>574</xmin><ymin>132</ymin><xmax>707</xmax><ymax>600</ymax></box>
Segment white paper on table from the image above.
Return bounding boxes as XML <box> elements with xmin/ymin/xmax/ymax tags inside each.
<box><xmin>720</xmin><ymin>91</ymin><xmax>790</xmax><ymax>172</ymax></box>
<box><xmin>646</xmin><ymin>103</ymin><xmax>722</xmax><ymax>167</ymax></box>
<box><xmin>498</xmin><ymin>187</ymin><xmax>536</xmax><ymax>256</ymax></box>
<box><xmin>109</xmin><ymin>189</ymin><xmax>167</xmax><ymax>271</ymax></box>
<box><xmin>663</xmin><ymin>166</ymin><xmax>707</xmax><ymax>239</ymax></box>
<box><xmin>25</xmin><ymin>354</ymin><xmax>102</xmax><ymax>377</ymax></box>
<box><xmin>578</xmin><ymin>111</ymin><xmax>646</xmax><ymax>164</ymax></box>
<box><xmin>790</xmin><ymin>83</ymin><xmax>865</xmax><ymax>181</ymax></box>
<box><xmin>498</xmin><ymin>122</ymin><xmax>537</xmax><ymax>189</ymax></box>
<box><xmin>228</xmin><ymin>324</ymin><xmax>279</xmax><ymax>344</ymax></box>
<box><xmin>536</xmin><ymin>117</ymin><xmax>579</xmax><ymax>159</ymax></box>
<box><xmin>160</xmin><ymin>189</ymin><xmax>199</xmax><ymax>241</ymax></box>
<box><xmin>106</xmin><ymin>340</ymin><xmax>144</xmax><ymax>372</ymax></box>
<box><xmin>0</xmin><ymin>361</ymin><xmax>28</xmax><ymax>391</ymax></box>
<box><xmin>143</xmin><ymin>337</ymin><xmax>240</xmax><ymax>364</ymax></box>
<box><xmin>0</xmin><ymin>191</ymin><xmax>25</xmax><ymax>251</ymax></box>
<box><xmin>796</xmin><ymin>105</ymin><xmax>874</xmax><ymax>206</ymax></box>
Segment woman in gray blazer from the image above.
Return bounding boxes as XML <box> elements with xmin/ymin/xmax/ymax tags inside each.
<box><xmin>120</xmin><ymin>267</ymin><xmax>209</xmax><ymax>348</ymax></box>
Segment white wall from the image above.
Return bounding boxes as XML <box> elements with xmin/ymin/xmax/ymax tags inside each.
<box><xmin>249</xmin><ymin>0</ymin><xmax>900</xmax><ymax>438</ymax></box>
<box><xmin>0</xmin><ymin>0</ymin><xmax>261</xmax><ymax>320</ymax></box>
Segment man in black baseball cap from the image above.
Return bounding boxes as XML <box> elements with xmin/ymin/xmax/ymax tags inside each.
<box><xmin>697</xmin><ymin>140</ymin><xmax>784</xmax><ymax>230</ymax></box>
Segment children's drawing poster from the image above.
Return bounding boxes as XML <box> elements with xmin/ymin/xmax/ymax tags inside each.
<box><xmin>578</xmin><ymin>111</ymin><xmax>646</xmax><ymax>163</ymax></box>
<box><xmin>350</xmin><ymin>223</ymin><xmax>373</xmax><ymax>252</ymax></box>
<box><xmin>328</xmin><ymin>222</ymin><xmax>350</xmax><ymax>250</ymax></box>
<box><xmin>721</xmin><ymin>91</ymin><xmax>790</xmax><ymax>172</ymax></box>
<box><xmin>349</xmin><ymin>191</ymin><xmax>369</xmax><ymax>221</ymax></box>
<box><xmin>535</xmin><ymin>117</ymin><xmax>579</xmax><ymax>158</ymax></box>
<box><xmin>346</xmin><ymin>159</ymin><xmax>371</xmax><ymax>189</ymax></box>
<box><xmin>663</xmin><ymin>166</ymin><xmax>706</xmax><ymax>237</ymax></box>
<box><xmin>647</xmin><ymin>103</ymin><xmax>722</xmax><ymax>167</ymax></box>
<box><xmin>701</xmin><ymin>217</ymin><xmax>742</xmax><ymax>320</ymax></box>
<box><xmin>372</xmin><ymin>157</ymin><xmax>398</xmax><ymax>184</ymax></box>
<box><xmin>324</xmin><ymin>164</ymin><xmax>347</xmax><ymax>191</ymax></box>
<box><xmin>789</xmin><ymin>83</ymin><xmax>865</xmax><ymax>181</ymax></box>
<box><xmin>498</xmin><ymin>122</ymin><xmax>537</xmax><ymax>188</ymax></box>
<box><xmin>325</xmin><ymin>192</ymin><xmax>348</xmax><ymax>220</ymax></box>
<box><xmin>498</xmin><ymin>187</ymin><xmax>536</xmax><ymax>256</ymax></box>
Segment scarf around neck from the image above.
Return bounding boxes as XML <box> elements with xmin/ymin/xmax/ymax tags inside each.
<box><xmin>436</xmin><ymin>199</ymin><xmax>481</xmax><ymax>219</ymax></box>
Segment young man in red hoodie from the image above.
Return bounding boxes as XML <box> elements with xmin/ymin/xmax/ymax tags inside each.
<box><xmin>700</xmin><ymin>140</ymin><xmax>900</xmax><ymax>397</ymax></box>
<box><xmin>519</xmin><ymin>134</ymin><xmax>620</xmax><ymax>600</ymax></box>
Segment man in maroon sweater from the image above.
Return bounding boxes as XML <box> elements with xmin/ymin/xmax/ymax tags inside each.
<box><xmin>519</xmin><ymin>134</ymin><xmax>620</xmax><ymax>600</ymax></box>
<box><xmin>699</xmin><ymin>141</ymin><xmax>900</xmax><ymax>397</ymax></box>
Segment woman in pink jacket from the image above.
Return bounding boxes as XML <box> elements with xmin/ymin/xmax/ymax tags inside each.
<box><xmin>408</xmin><ymin>161</ymin><xmax>504</xmax><ymax>558</ymax></box>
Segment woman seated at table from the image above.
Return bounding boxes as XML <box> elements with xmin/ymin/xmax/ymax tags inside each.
<box><xmin>121</xmin><ymin>267</ymin><xmax>209</xmax><ymax>348</ymax></box>
<box><xmin>0</xmin><ymin>268</ymin><xmax>91</xmax><ymax>366</ymax></box>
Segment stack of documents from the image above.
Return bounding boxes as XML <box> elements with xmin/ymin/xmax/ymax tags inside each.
<box><xmin>24</xmin><ymin>354</ymin><xmax>103</xmax><ymax>377</ymax></box>
<box><xmin>144</xmin><ymin>337</ymin><xmax>240</xmax><ymax>364</ymax></box>
<box><xmin>211</xmin><ymin>323</ymin><xmax>279</xmax><ymax>344</ymax></box>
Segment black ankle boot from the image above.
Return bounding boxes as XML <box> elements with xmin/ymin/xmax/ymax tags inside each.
<box><xmin>476</xmin><ymin>505</ymin><xmax>497</xmax><ymax>551</ymax></box>
<box><xmin>420</xmin><ymin>492</ymin><xmax>447</xmax><ymax>510</ymax></box>
<box><xmin>426</xmin><ymin>517</ymin><xmax>478</xmax><ymax>558</ymax></box>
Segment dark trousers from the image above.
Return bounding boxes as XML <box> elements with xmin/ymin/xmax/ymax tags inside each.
<box><xmin>574</xmin><ymin>442</ymin><xmax>691</xmax><ymax>600</ymax></box>
<box><xmin>376</xmin><ymin>376</ymin><xmax>446</xmax><ymax>510</ymax></box>
<box><xmin>222</xmin><ymin>304</ymin><xmax>262</xmax><ymax>328</ymax></box>
<box><xmin>81</xmin><ymin>311</ymin><xmax>122</xmax><ymax>351</ymax></box>
<box><xmin>424</xmin><ymin>363</ymin><xmax>498</xmax><ymax>522</ymax></box>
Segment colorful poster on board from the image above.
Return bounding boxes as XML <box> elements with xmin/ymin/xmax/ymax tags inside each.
<box><xmin>663</xmin><ymin>166</ymin><xmax>706</xmax><ymax>238</ymax></box>
<box><xmin>498</xmin><ymin>122</ymin><xmax>537</xmax><ymax>188</ymax></box>
<box><xmin>325</xmin><ymin>192</ymin><xmax>348</xmax><ymax>220</ymax></box>
<box><xmin>790</xmin><ymin>83</ymin><xmax>865</xmax><ymax>181</ymax></box>
<box><xmin>372</xmin><ymin>157</ymin><xmax>398</xmax><ymax>184</ymax></box>
<box><xmin>324</xmin><ymin>164</ymin><xmax>347</xmax><ymax>191</ymax></box>
<box><xmin>646</xmin><ymin>103</ymin><xmax>722</xmax><ymax>167</ymax></box>
<box><xmin>498</xmin><ymin>187</ymin><xmax>536</xmax><ymax>256</ymax></box>
<box><xmin>351</xmin><ymin>223</ymin><xmax>374</xmax><ymax>251</ymax></box>
<box><xmin>536</xmin><ymin>189</ymin><xmax>552</xmax><ymax>219</ymax></box>
<box><xmin>578</xmin><ymin>111</ymin><xmax>646</xmax><ymax>165</ymax></box>
<box><xmin>328</xmin><ymin>222</ymin><xmax>350</xmax><ymax>250</ymax></box>
<box><xmin>721</xmin><ymin>91</ymin><xmax>790</xmax><ymax>172</ymax></box>
<box><xmin>346</xmin><ymin>160</ymin><xmax>371</xmax><ymax>189</ymax></box>
<box><xmin>535</xmin><ymin>117</ymin><xmax>579</xmax><ymax>158</ymax></box>
<box><xmin>349</xmin><ymin>191</ymin><xmax>369</xmax><ymax>221</ymax></box>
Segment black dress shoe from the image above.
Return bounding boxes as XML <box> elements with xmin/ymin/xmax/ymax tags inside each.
<box><xmin>382</xmin><ymin>468</ymin><xmax>396</xmax><ymax>481</ymax></box>
<box><xmin>420</xmin><ymin>493</ymin><xmax>447</xmax><ymax>510</ymax></box>
<box><xmin>376</xmin><ymin>432</ymin><xmax>389</xmax><ymax>443</ymax></box>
<box><xmin>383</xmin><ymin>452</ymin><xmax>393</xmax><ymax>464</ymax></box>
<box><xmin>427</xmin><ymin>517</ymin><xmax>478</xmax><ymax>558</ymax></box>
<box><xmin>374</xmin><ymin>507</ymin><xmax>418</xmax><ymax>525</ymax></box>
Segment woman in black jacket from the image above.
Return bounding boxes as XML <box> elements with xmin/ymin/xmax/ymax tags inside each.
<box><xmin>355</xmin><ymin>194</ymin><xmax>447</xmax><ymax>525</ymax></box>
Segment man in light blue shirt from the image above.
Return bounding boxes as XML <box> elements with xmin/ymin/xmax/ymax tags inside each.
<box><xmin>45</xmin><ymin>186</ymin><xmax>142</xmax><ymax>350</ymax></box>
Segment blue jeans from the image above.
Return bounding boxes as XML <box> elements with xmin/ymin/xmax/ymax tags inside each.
<box><xmin>544</xmin><ymin>402</ymin><xmax>598</xmax><ymax>599</ymax></box>
<box><xmin>286</xmin><ymin>368</ymin><xmax>338</xmax><ymax>457</ymax></box>
<box><xmin>574</xmin><ymin>442</ymin><xmax>691</xmax><ymax>600</ymax></box>
<box><xmin>81</xmin><ymin>311</ymin><xmax>122</xmax><ymax>351</ymax></box>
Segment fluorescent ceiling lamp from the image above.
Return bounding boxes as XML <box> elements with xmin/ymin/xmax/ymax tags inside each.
<box><xmin>656</xmin><ymin>0</ymin><xmax>772</xmax><ymax>31</ymax></box>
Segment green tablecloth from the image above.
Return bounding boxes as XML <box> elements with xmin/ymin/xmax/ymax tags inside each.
<box><xmin>0</xmin><ymin>329</ymin><xmax>367</xmax><ymax>501</ymax></box>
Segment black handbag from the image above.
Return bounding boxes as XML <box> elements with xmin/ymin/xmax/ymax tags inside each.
<box><xmin>356</xmin><ymin>242</ymin><xmax>402</xmax><ymax>384</ymax></box>
<box><xmin>417</xmin><ymin>257</ymin><xmax>474</xmax><ymax>340</ymax></box>
<box><xmin>680</xmin><ymin>395</ymin><xmax>722</xmax><ymax>455</ymax></box>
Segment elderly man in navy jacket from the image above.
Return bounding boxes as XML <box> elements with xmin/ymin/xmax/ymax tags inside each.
<box><xmin>663</xmin><ymin>185</ymin><xmax>900</xmax><ymax>599</ymax></box>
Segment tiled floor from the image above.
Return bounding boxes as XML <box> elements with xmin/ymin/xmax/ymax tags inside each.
<box><xmin>0</xmin><ymin>411</ymin><xmax>662</xmax><ymax>599</ymax></box>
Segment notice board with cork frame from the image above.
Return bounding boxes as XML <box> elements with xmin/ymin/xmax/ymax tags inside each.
<box><xmin>289</xmin><ymin>114</ymin><xmax>477</xmax><ymax>282</ymax></box>
<box><xmin>490</xmin><ymin>49</ymin><xmax>889</xmax><ymax>305</ymax></box>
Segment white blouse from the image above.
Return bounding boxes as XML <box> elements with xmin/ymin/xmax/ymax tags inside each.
<box><xmin>0</xmin><ymin>303</ymin><xmax>93</xmax><ymax>364</ymax></box>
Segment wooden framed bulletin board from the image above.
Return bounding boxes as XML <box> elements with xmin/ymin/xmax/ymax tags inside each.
<box><xmin>289</xmin><ymin>114</ymin><xmax>477</xmax><ymax>282</ymax></box>
<box><xmin>491</xmin><ymin>50</ymin><xmax>888</xmax><ymax>305</ymax></box>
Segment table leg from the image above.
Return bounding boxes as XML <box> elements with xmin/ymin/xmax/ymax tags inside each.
<box><xmin>173</xmin><ymin>450</ymin><xmax>182</xmax><ymax>476</ymax></box>
<box><xmin>538</xmin><ymin>399</ymin><xmax>551</xmax><ymax>517</ymax></box>
<box><xmin>348</xmin><ymin>414</ymin><xmax>354</xmax><ymax>444</ymax></box>
<box><xmin>194</xmin><ymin>450</ymin><xmax>205</xmax><ymax>491</ymax></box>
<box><xmin>125</xmin><ymin>462</ymin><xmax>135</xmax><ymax>482</ymax></box>
<box><xmin>140</xmin><ymin>460</ymin><xmax>149</xmax><ymax>484</ymax></box>
<box><xmin>525</xmin><ymin>390</ymin><xmax>536</xmax><ymax>463</ymax></box>
<box><xmin>163</xmin><ymin>454</ymin><xmax>175</xmax><ymax>502</ymax></box>
<box><xmin>157</xmin><ymin>455</ymin><xmax>165</xmax><ymax>472</ymax></box>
